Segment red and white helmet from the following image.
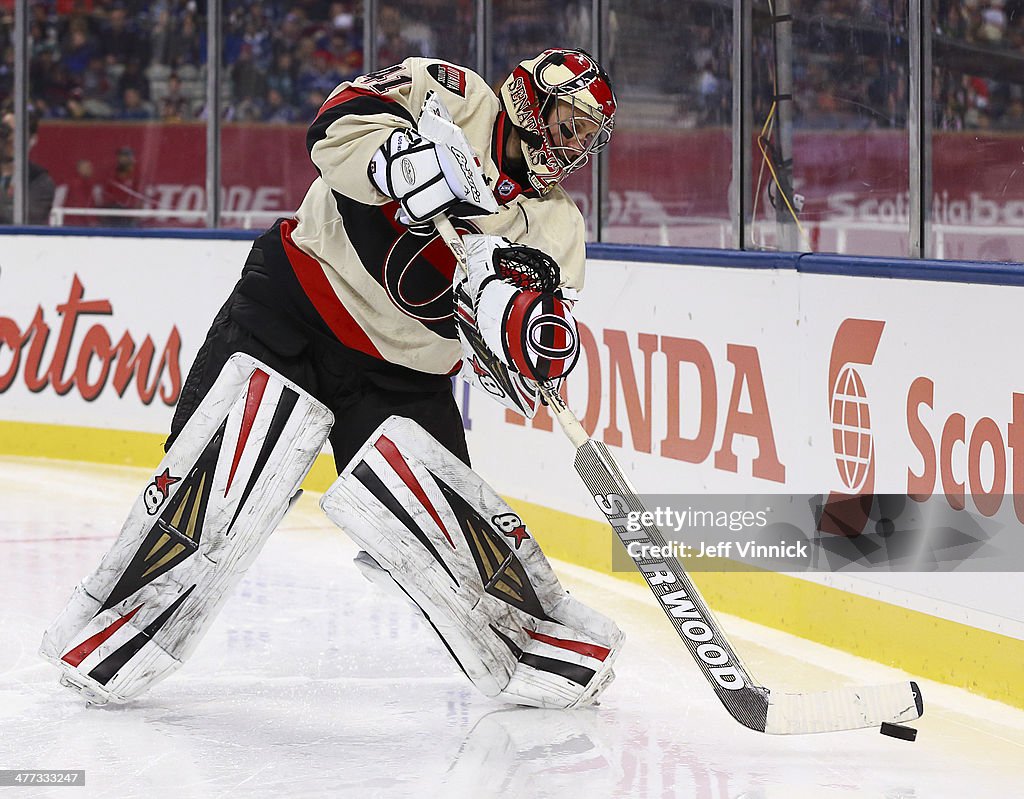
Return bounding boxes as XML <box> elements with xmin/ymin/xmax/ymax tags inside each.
<box><xmin>499</xmin><ymin>48</ymin><xmax>616</xmax><ymax>194</ymax></box>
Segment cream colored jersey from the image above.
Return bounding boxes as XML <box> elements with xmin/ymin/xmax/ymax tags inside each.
<box><xmin>287</xmin><ymin>57</ymin><xmax>586</xmax><ymax>375</ymax></box>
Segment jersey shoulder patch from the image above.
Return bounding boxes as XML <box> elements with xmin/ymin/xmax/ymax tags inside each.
<box><xmin>426</xmin><ymin>62</ymin><xmax>467</xmax><ymax>97</ymax></box>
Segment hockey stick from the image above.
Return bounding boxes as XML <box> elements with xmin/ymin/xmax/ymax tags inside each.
<box><xmin>435</xmin><ymin>216</ymin><xmax>923</xmax><ymax>734</ymax></box>
<box><xmin>422</xmin><ymin>97</ymin><xmax>923</xmax><ymax>732</ymax></box>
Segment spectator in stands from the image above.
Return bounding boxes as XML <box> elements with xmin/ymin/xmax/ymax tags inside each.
<box><xmin>78</xmin><ymin>54</ymin><xmax>115</xmax><ymax>116</ymax></box>
<box><xmin>119</xmin><ymin>86</ymin><xmax>154</xmax><ymax>119</ymax></box>
<box><xmin>28</xmin><ymin>12</ymin><xmax>59</xmax><ymax>60</ymax></box>
<box><xmin>100</xmin><ymin>5</ymin><xmax>150</xmax><ymax>68</ymax></box>
<box><xmin>40</xmin><ymin>58</ymin><xmax>76</xmax><ymax>118</ymax></box>
<box><xmin>158</xmin><ymin>73</ymin><xmax>191</xmax><ymax>121</ymax></box>
<box><xmin>0</xmin><ymin>109</ymin><xmax>55</xmax><ymax>225</ymax></box>
<box><xmin>164</xmin><ymin>12</ymin><xmax>203</xmax><ymax>70</ymax></box>
<box><xmin>231</xmin><ymin>43</ymin><xmax>267</xmax><ymax>103</ymax></box>
<box><xmin>273</xmin><ymin>8</ymin><xmax>309</xmax><ymax>61</ymax></box>
<box><xmin>149</xmin><ymin>8</ymin><xmax>176</xmax><ymax>68</ymax></box>
<box><xmin>61</xmin><ymin>17</ymin><xmax>98</xmax><ymax>77</ymax></box>
<box><xmin>375</xmin><ymin>6</ymin><xmax>417</xmax><ymax>65</ymax></box>
<box><xmin>328</xmin><ymin>1</ymin><xmax>358</xmax><ymax>39</ymax></box>
<box><xmin>64</xmin><ymin>86</ymin><xmax>90</xmax><ymax>119</ymax></box>
<box><xmin>100</xmin><ymin>145</ymin><xmax>143</xmax><ymax>226</ymax></box>
<box><xmin>297</xmin><ymin>88</ymin><xmax>327</xmax><ymax>122</ymax></box>
<box><xmin>325</xmin><ymin>31</ymin><xmax>361</xmax><ymax>78</ymax></box>
<box><xmin>63</xmin><ymin>157</ymin><xmax>99</xmax><ymax>226</ymax></box>
<box><xmin>242</xmin><ymin>13</ymin><xmax>273</xmax><ymax>69</ymax></box>
<box><xmin>265</xmin><ymin>51</ymin><xmax>298</xmax><ymax>102</ymax></box>
<box><xmin>297</xmin><ymin>48</ymin><xmax>341</xmax><ymax>100</ymax></box>
<box><xmin>117</xmin><ymin>58</ymin><xmax>150</xmax><ymax>104</ymax></box>
<box><xmin>261</xmin><ymin>87</ymin><xmax>295</xmax><ymax>123</ymax></box>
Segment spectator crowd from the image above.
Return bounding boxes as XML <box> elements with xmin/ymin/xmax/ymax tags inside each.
<box><xmin>0</xmin><ymin>1</ymin><xmax>371</xmax><ymax>124</ymax></box>
<box><xmin>793</xmin><ymin>0</ymin><xmax>1024</xmax><ymax>131</ymax></box>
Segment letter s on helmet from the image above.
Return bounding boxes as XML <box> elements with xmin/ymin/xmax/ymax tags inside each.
<box><xmin>499</xmin><ymin>48</ymin><xmax>616</xmax><ymax>194</ymax></box>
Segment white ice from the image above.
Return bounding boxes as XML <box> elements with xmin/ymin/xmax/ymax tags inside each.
<box><xmin>1</xmin><ymin>457</ymin><xmax>1022</xmax><ymax>799</ymax></box>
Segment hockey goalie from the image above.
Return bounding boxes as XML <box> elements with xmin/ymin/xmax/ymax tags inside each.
<box><xmin>41</xmin><ymin>48</ymin><xmax>623</xmax><ymax>709</ymax></box>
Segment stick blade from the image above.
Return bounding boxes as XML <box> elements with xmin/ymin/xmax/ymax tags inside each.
<box><xmin>765</xmin><ymin>680</ymin><xmax>923</xmax><ymax>734</ymax></box>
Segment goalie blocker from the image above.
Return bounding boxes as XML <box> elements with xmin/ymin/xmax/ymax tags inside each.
<box><xmin>321</xmin><ymin>415</ymin><xmax>623</xmax><ymax>708</ymax></box>
<box><xmin>40</xmin><ymin>354</ymin><xmax>333</xmax><ymax>704</ymax></box>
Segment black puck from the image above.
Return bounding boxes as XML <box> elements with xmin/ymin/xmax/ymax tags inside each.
<box><xmin>879</xmin><ymin>722</ymin><xmax>917</xmax><ymax>741</ymax></box>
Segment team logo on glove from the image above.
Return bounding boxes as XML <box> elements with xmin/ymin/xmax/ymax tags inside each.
<box><xmin>528</xmin><ymin>313</ymin><xmax>578</xmax><ymax>360</ymax></box>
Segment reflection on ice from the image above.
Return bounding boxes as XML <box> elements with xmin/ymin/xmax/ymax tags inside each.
<box><xmin>442</xmin><ymin>708</ymin><xmax>620</xmax><ymax>797</ymax></box>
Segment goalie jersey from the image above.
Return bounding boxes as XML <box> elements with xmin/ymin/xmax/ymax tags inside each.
<box><xmin>278</xmin><ymin>57</ymin><xmax>586</xmax><ymax>375</ymax></box>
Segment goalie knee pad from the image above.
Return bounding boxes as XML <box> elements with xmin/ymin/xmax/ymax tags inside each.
<box><xmin>321</xmin><ymin>415</ymin><xmax>623</xmax><ymax>709</ymax></box>
<box><xmin>39</xmin><ymin>354</ymin><xmax>333</xmax><ymax>704</ymax></box>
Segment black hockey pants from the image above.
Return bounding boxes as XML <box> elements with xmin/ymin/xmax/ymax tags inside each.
<box><xmin>168</xmin><ymin>222</ymin><xmax>470</xmax><ymax>471</ymax></box>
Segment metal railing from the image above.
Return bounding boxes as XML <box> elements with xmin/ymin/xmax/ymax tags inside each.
<box><xmin>48</xmin><ymin>207</ymin><xmax>284</xmax><ymax>230</ymax></box>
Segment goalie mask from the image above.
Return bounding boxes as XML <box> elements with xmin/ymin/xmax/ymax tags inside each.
<box><xmin>499</xmin><ymin>48</ymin><xmax>616</xmax><ymax>194</ymax></box>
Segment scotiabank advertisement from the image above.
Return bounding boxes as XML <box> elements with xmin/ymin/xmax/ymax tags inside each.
<box><xmin>1</xmin><ymin>233</ymin><xmax>1023</xmax><ymax>626</ymax></box>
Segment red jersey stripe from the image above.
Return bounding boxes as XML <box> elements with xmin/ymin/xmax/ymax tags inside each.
<box><xmin>316</xmin><ymin>86</ymin><xmax>397</xmax><ymax>120</ymax></box>
<box><xmin>279</xmin><ymin>218</ymin><xmax>384</xmax><ymax>360</ymax></box>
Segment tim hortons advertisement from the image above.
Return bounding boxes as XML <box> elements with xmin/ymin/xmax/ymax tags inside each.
<box><xmin>0</xmin><ymin>235</ymin><xmax>246</xmax><ymax>431</ymax></box>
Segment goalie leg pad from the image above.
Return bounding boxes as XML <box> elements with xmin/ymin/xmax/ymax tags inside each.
<box><xmin>320</xmin><ymin>415</ymin><xmax>623</xmax><ymax>709</ymax></box>
<box><xmin>39</xmin><ymin>353</ymin><xmax>333</xmax><ymax>704</ymax></box>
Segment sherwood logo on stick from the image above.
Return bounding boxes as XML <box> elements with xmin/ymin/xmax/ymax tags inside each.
<box><xmin>593</xmin><ymin>489</ymin><xmax>745</xmax><ymax>691</ymax></box>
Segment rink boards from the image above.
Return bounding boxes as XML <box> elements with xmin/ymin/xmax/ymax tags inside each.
<box><xmin>0</xmin><ymin>229</ymin><xmax>1021</xmax><ymax>708</ymax></box>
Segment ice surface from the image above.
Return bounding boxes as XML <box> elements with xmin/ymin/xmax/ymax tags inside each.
<box><xmin>1</xmin><ymin>457</ymin><xmax>1022</xmax><ymax>799</ymax></box>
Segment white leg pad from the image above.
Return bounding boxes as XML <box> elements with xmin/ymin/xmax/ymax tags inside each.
<box><xmin>39</xmin><ymin>354</ymin><xmax>333</xmax><ymax>704</ymax></box>
<box><xmin>321</xmin><ymin>415</ymin><xmax>623</xmax><ymax>709</ymax></box>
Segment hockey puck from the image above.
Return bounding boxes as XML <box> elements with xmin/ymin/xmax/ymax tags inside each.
<box><xmin>879</xmin><ymin>722</ymin><xmax>917</xmax><ymax>741</ymax></box>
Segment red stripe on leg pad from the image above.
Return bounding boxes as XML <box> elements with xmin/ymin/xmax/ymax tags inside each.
<box><xmin>374</xmin><ymin>435</ymin><xmax>455</xmax><ymax>549</ymax></box>
<box><xmin>525</xmin><ymin>629</ymin><xmax>610</xmax><ymax>662</ymax></box>
<box><xmin>226</xmin><ymin>369</ymin><xmax>269</xmax><ymax>495</ymax></box>
<box><xmin>61</xmin><ymin>605</ymin><xmax>143</xmax><ymax>667</ymax></box>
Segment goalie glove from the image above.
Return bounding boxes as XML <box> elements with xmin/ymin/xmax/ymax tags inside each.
<box><xmin>454</xmin><ymin>280</ymin><xmax>541</xmax><ymax>418</ymax></box>
<box><xmin>368</xmin><ymin>127</ymin><xmax>494</xmax><ymax>225</ymax></box>
<box><xmin>460</xmin><ymin>234</ymin><xmax>580</xmax><ymax>383</ymax></box>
